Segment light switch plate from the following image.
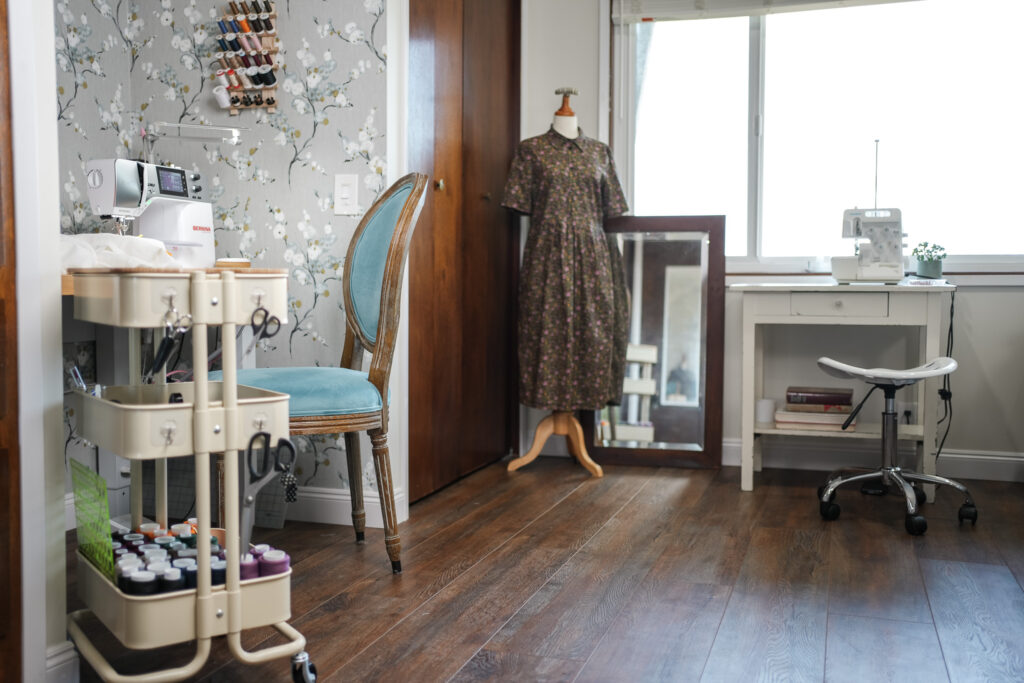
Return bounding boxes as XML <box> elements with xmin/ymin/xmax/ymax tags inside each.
<box><xmin>333</xmin><ymin>173</ymin><xmax>360</xmax><ymax>215</ymax></box>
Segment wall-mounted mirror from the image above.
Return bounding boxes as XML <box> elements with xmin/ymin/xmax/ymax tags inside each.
<box><xmin>583</xmin><ymin>215</ymin><xmax>724</xmax><ymax>468</ymax></box>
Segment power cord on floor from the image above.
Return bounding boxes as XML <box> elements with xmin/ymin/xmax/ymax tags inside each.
<box><xmin>935</xmin><ymin>291</ymin><xmax>955</xmax><ymax>459</ymax></box>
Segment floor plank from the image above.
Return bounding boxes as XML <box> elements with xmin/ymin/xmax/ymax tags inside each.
<box><xmin>920</xmin><ymin>559</ymin><xmax>1024</xmax><ymax>682</ymax></box>
<box><xmin>700</xmin><ymin>526</ymin><xmax>831</xmax><ymax>682</ymax></box>
<box><xmin>824</xmin><ymin>613</ymin><xmax>949</xmax><ymax>683</ymax></box>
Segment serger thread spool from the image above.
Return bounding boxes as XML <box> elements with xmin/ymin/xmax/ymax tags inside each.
<box><xmin>128</xmin><ymin>570</ymin><xmax>158</xmax><ymax>596</ymax></box>
<box><xmin>154</xmin><ymin>535</ymin><xmax>175</xmax><ymax>547</ymax></box>
<box><xmin>169</xmin><ymin>541</ymin><xmax>186</xmax><ymax>553</ymax></box>
<box><xmin>248</xmin><ymin>13</ymin><xmax>263</xmax><ymax>32</ymax></box>
<box><xmin>172</xmin><ymin>558</ymin><xmax>196</xmax><ymax>571</ymax></box>
<box><xmin>258</xmin><ymin>549</ymin><xmax>290</xmax><ymax>576</ymax></box>
<box><xmin>117</xmin><ymin>565</ymin><xmax>138</xmax><ymax>592</ymax></box>
<box><xmin>240</xmin><ymin>553</ymin><xmax>260</xmax><ymax>580</ymax></box>
<box><xmin>146</xmin><ymin>561</ymin><xmax>171</xmax><ymax>578</ymax></box>
<box><xmin>171</xmin><ymin>523</ymin><xmax>192</xmax><ymax>537</ymax></box>
<box><xmin>159</xmin><ymin>567</ymin><xmax>186</xmax><ymax>593</ymax></box>
<box><xmin>211</xmin><ymin>559</ymin><xmax>227</xmax><ymax>586</ymax></box>
<box><xmin>213</xmin><ymin>85</ymin><xmax>232</xmax><ymax>108</ymax></box>
<box><xmin>138</xmin><ymin>522</ymin><xmax>159</xmax><ymax>538</ymax></box>
<box><xmin>143</xmin><ymin>548</ymin><xmax>168</xmax><ymax>562</ymax></box>
<box><xmin>247</xmin><ymin>65</ymin><xmax>262</xmax><ymax>87</ymax></box>
<box><xmin>250</xmin><ymin>543</ymin><xmax>271</xmax><ymax>557</ymax></box>
<box><xmin>184</xmin><ymin>564</ymin><xmax>198</xmax><ymax>588</ymax></box>
<box><xmin>258</xmin><ymin>64</ymin><xmax>276</xmax><ymax>86</ymax></box>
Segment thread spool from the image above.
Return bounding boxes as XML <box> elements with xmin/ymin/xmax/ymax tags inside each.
<box><xmin>117</xmin><ymin>555</ymin><xmax>142</xmax><ymax>571</ymax></box>
<box><xmin>217</xmin><ymin>19</ymin><xmax>229</xmax><ymax>33</ymax></box>
<box><xmin>258</xmin><ymin>549</ymin><xmax>290</xmax><ymax>576</ymax></box>
<box><xmin>138</xmin><ymin>543</ymin><xmax>160</xmax><ymax>553</ymax></box>
<box><xmin>169</xmin><ymin>541</ymin><xmax>186</xmax><ymax>553</ymax></box>
<box><xmin>128</xmin><ymin>570</ymin><xmax>158</xmax><ymax>596</ymax></box>
<box><xmin>249</xmin><ymin>13</ymin><xmax>263</xmax><ymax>32</ymax></box>
<box><xmin>138</xmin><ymin>522</ymin><xmax>159</xmax><ymax>537</ymax></box>
<box><xmin>172</xmin><ymin>558</ymin><xmax>196</xmax><ymax>570</ymax></box>
<box><xmin>260</xmin><ymin>49</ymin><xmax>271</xmax><ymax>65</ymax></box>
<box><xmin>229</xmin><ymin>2</ymin><xmax>241</xmax><ymax>13</ymax></box>
<box><xmin>117</xmin><ymin>565</ymin><xmax>138</xmax><ymax>592</ymax></box>
<box><xmin>113</xmin><ymin>548</ymin><xmax>132</xmax><ymax>560</ymax></box>
<box><xmin>236</xmin><ymin>33</ymin><xmax>251</xmax><ymax>51</ymax></box>
<box><xmin>236</xmin><ymin>14</ymin><xmax>251</xmax><ymax>33</ymax></box>
<box><xmin>226</xmin><ymin>32</ymin><xmax>240</xmax><ymax>51</ymax></box>
<box><xmin>146</xmin><ymin>561</ymin><xmax>171</xmax><ymax>577</ymax></box>
<box><xmin>258</xmin><ymin>64</ymin><xmax>276</xmax><ymax>86</ymax></box>
<box><xmin>236</xmin><ymin>71</ymin><xmax>254</xmax><ymax>89</ymax></box>
<box><xmin>217</xmin><ymin>36</ymin><xmax>229</xmax><ymax>51</ymax></box>
<box><xmin>246</xmin><ymin>65</ymin><xmax>262</xmax><ymax>87</ymax></box>
<box><xmin>211</xmin><ymin>559</ymin><xmax>227</xmax><ymax>586</ymax></box>
<box><xmin>159</xmin><ymin>567</ymin><xmax>186</xmax><ymax>593</ymax></box>
<box><xmin>240</xmin><ymin>553</ymin><xmax>260</xmax><ymax>580</ymax></box>
<box><xmin>155</xmin><ymin>535</ymin><xmax>175</xmax><ymax>547</ymax></box>
<box><xmin>240</xmin><ymin>53</ymin><xmax>253</xmax><ymax>68</ymax></box>
<box><xmin>226</xmin><ymin>70</ymin><xmax>241</xmax><ymax>89</ymax></box>
<box><xmin>240</xmin><ymin>1</ymin><xmax>252</xmax><ymax>12</ymax></box>
<box><xmin>214</xmin><ymin>85</ymin><xmax>233</xmax><ymax>109</ymax></box>
<box><xmin>262</xmin><ymin>1</ymin><xmax>274</xmax><ymax>15</ymax></box>
<box><xmin>229</xmin><ymin>19</ymin><xmax>241</xmax><ymax>32</ymax></box>
<box><xmin>170</xmin><ymin>523</ymin><xmax>192</xmax><ymax>536</ymax></box>
<box><xmin>184</xmin><ymin>564</ymin><xmax>198</xmax><ymax>588</ymax></box>
<box><xmin>143</xmin><ymin>548</ymin><xmax>168</xmax><ymax>562</ymax></box>
<box><xmin>261</xmin><ymin>13</ymin><xmax>274</xmax><ymax>33</ymax></box>
<box><xmin>176</xmin><ymin>548</ymin><xmax>198</xmax><ymax>560</ymax></box>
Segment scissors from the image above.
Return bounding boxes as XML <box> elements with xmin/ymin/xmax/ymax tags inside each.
<box><xmin>243</xmin><ymin>305</ymin><xmax>281</xmax><ymax>358</ymax></box>
<box><xmin>239</xmin><ymin>432</ymin><xmax>296</xmax><ymax>553</ymax></box>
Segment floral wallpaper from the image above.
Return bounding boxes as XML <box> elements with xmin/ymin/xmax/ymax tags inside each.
<box><xmin>57</xmin><ymin>0</ymin><xmax>388</xmax><ymax>491</ymax></box>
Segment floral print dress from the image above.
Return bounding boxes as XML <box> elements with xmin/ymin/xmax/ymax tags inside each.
<box><xmin>502</xmin><ymin>128</ymin><xmax>629</xmax><ymax>410</ymax></box>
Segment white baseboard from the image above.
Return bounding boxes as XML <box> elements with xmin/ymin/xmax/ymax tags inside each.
<box><xmin>722</xmin><ymin>437</ymin><xmax>1024</xmax><ymax>482</ymax></box>
<box><xmin>285</xmin><ymin>486</ymin><xmax>408</xmax><ymax>527</ymax></box>
<box><xmin>46</xmin><ymin>641</ymin><xmax>79</xmax><ymax>682</ymax></box>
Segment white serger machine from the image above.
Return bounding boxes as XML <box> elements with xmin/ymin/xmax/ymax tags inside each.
<box><xmin>830</xmin><ymin>207</ymin><xmax>906</xmax><ymax>284</ymax></box>
<box><xmin>85</xmin><ymin>158</ymin><xmax>215</xmax><ymax>268</ymax></box>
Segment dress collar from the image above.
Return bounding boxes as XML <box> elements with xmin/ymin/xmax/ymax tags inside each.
<box><xmin>546</xmin><ymin>126</ymin><xmax>586</xmax><ymax>151</ymax></box>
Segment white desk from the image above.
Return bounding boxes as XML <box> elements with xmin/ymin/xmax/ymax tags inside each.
<box><xmin>733</xmin><ymin>282</ymin><xmax>955</xmax><ymax>492</ymax></box>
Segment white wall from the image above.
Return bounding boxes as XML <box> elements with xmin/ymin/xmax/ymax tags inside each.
<box><xmin>8</xmin><ymin>0</ymin><xmax>76</xmax><ymax>679</ymax></box>
<box><xmin>522</xmin><ymin>2</ymin><xmax>1024</xmax><ymax>478</ymax></box>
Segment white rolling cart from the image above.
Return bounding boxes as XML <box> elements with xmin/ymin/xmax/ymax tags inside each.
<box><xmin>65</xmin><ymin>268</ymin><xmax>317</xmax><ymax>682</ymax></box>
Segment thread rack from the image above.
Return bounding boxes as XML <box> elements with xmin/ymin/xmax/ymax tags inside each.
<box><xmin>211</xmin><ymin>1</ymin><xmax>281</xmax><ymax>115</ymax></box>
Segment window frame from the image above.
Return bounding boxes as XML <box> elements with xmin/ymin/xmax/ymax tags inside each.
<box><xmin>610</xmin><ymin>12</ymin><xmax>1024</xmax><ymax>274</ymax></box>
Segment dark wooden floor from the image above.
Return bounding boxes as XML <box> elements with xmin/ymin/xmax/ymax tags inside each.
<box><xmin>67</xmin><ymin>458</ymin><xmax>1024</xmax><ymax>682</ymax></box>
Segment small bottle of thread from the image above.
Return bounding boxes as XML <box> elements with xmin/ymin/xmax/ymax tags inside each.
<box><xmin>127</xmin><ymin>570</ymin><xmax>158</xmax><ymax>596</ymax></box>
<box><xmin>258</xmin><ymin>549</ymin><xmax>290</xmax><ymax>576</ymax></box>
<box><xmin>240</xmin><ymin>553</ymin><xmax>260</xmax><ymax>580</ymax></box>
<box><xmin>211</xmin><ymin>559</ymin><xmax>227</xmax><ymax>586</ymax></box>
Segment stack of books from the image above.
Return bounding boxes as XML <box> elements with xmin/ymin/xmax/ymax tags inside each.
<box><xmin>774</xmin><ymin>386</ymin><xmax>856</xmax><ymax>431</ymax></box>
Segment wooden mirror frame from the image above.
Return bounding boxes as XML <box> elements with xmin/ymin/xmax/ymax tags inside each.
<box><xmin>582</xmin><ymin>215</ymin><xmax>725</xmax><ymax>469</ymax></box>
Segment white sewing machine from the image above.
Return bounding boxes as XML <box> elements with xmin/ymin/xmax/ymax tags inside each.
<box><xmin>85</xmin><ymin>158</ymin><xmax>215</xmax><ymax>268</ymax></box>
<box><xmin>831</xmin><ymin>208</ymin><xmax>906</xmax><ymax>284</ymax></box>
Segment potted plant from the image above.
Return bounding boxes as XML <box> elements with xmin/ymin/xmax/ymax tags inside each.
<box><xmin>912</xmin><ymin>242</ymin><xmax>946</xmax><ymax>278</ymax></box>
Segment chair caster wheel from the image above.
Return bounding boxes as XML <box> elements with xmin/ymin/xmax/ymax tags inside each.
<box><xmin>913</xmin><ymin>486</ymin><xmax>927</xmax><ymax>507</ymax></box>
<box><xmin>958</xmin><ymin>504</ymin><xmax>978</xmax><ymax>527</ymax></box>
<box><xmin>905</xmin><ymin>514</ymin><xmax>928</xmax><ymax>535</ymax></box>
<box><xmin>355</xmin><ymin>530</ymin><xmax>365</xmax><ymax>543</ymax></box>
<box><xmin>817</xmin><ymin>486</ymin><xmax>835</xmax><ymax>503</ymax></box>
<box><xmin>819</xmin><ymin>501</ymin><xmax>840</xmax><ymax>521</ymax></box>
<box><xmin>291</xmin><ymin>652</ymin><xmax>317</xmax><ymax>683</ymax></box>
<box><xmin>391</xmin><ymin>560</ymin><xmax>402</xmax><ymax>574</ymax></box>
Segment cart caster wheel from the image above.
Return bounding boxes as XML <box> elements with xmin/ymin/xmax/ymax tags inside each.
<box><xmin>355</xmin><ymin>530</ymin><xmax>365</xmax><ymax>543</ymax></box>
<box><xmin>817</xmin><ymin>486</ymin><xmax>835</xmax><ymax>503</ymax></box>
<box><xmin>958</xmin><ymin>504</ymin><xmax>978</xmax><ymax>527</ymax></box>
<box><xmin>819</xmin><ymin>501</ymin><xmax>840</xmax><ymax>521</ymax></box>
<box><xmin>913</xmin><ymin>486</ymin><xmax>927</xmax><ymax>507</ymax></box>
<box><xmin>291</xmin><ymin>652</ymin><xmax>317</xmax><ymax>683</ymax></box>
<box><xmin>392</xmin><ymin>560</ymin><xmax>402</xmax><ymax>574</ymax></box>
<box><xmin>905</xmin><ymin>514</ymin><xmax>928</xmax><ymax>536</ymax></box>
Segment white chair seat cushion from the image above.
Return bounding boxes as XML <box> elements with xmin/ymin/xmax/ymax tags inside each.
<box><xmin>210</xmin><ymin>367</ymin><xmax>384</xmax><ymax>417</ymax></box>
<box><xmin>817</xmin><ymin>356</ymin><xmax>958</xmax><ymax>386</ymax></box>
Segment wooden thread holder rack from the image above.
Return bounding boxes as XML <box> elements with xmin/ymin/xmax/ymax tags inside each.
<box><xmin>212</xmin><ymin>2</ymin><xmax>280</xmax><ymax>115</ymax></box>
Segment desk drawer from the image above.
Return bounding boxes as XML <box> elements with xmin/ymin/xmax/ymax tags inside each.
<box><xmin>790</xmin><ymin>292</ymin><xmax>889</xmax><ymax>317</ymax></box>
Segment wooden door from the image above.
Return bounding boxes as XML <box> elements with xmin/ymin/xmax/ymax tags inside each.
<box><xmin>0</xmin><ymin>0</ymin><xmax>22</xmax><ymax>676</ymax></box>
<box><xmin>408</xmin><ymin>0</ymin><xmax>519</xmax><ymax>501</ymax></box>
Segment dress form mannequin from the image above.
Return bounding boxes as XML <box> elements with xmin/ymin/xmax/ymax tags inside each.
<box><xmin>506</xmin><ymin>86</ymin><xmax>603</xmax><ymax>478</ymax></box>
<box><xmin>551</xmin><ymin>87</ymin><xmax>579</xmax><ymax>139</ymax></box>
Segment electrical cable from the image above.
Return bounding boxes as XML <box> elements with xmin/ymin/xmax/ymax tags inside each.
<box><xmin>934</xmin><ymin>291</ymin><xmax>955</xmax><ymax>458</ymax></box>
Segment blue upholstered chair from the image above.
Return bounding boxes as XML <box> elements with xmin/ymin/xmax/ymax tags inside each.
<box><xmin>232</xmin><ymin>173</ymin><xmax>427</xmax><ymax>573</ymax></box>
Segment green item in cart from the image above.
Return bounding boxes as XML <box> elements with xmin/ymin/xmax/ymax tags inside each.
<box><xmin>70</xmin><ymin>459</ymin><xmax>116</xmax><ymax>583</ymax></box>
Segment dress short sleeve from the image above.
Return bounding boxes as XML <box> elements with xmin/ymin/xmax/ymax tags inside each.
<box><xmin>600</xmin><ymin>146</ymin><xmax>629</xmax><ymax>220</ymax></box>
<box><xmin>502</xmin><ymin>142</ymin><xmax>534</xmax><ymax>215</ymax></box>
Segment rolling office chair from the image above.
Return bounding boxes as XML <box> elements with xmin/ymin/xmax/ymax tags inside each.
<box><xmin>815</xmin><ymin>356</ymin><xmax>977</xmax><ymax>535</ymax></box>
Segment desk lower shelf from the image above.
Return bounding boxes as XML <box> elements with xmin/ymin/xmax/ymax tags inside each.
<box><xmin>754</xmin><ymin>423</ymin><xmax>925</xmax><ymax>440</ymax></box>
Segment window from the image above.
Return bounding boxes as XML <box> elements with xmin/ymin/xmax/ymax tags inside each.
<box><xmin>620</xmin><ymin>0</ymin><xmax>1024</xmax><ymax>264</ymax></box>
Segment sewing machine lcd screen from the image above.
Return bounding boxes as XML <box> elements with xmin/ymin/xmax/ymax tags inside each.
<box><xmin>156</xmin><ymin>166</ymin><xmax>188</xmax><ymax>197</ymax></box>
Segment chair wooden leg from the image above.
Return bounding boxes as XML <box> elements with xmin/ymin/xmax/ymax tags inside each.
<box><xmin>344</xmin><ymin>432</ymin><xmax>366</xmax><ymax>543</ymax></box>
<box><xmin>507</xmin><ymin>413</ymin><xmax>556</xmax><ymax>472</ymax></box>
<box><xmin>369</xmin><ymin>428</ymin><xmax>402</xmax><ymax>573</ymax></box>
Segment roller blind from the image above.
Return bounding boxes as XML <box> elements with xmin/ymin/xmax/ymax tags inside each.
<box><xmin>612</xmin><ymin>0</ymin><xmax>921</xmax><ymax>23</ymax></box>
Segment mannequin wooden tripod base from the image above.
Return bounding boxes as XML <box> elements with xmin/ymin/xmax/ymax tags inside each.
<box><xmin>507</xmin><ymin>411</ymin><xmax>603</xmax><ymax>477</ymax></box>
